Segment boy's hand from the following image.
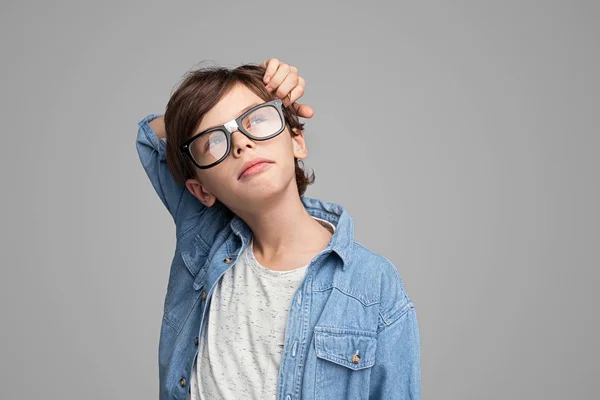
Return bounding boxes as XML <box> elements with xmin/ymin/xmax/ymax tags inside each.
<box><xmin>260</xmin><ymin>58</ymin><xmax>314</xmax><ymax>119</ymax></box>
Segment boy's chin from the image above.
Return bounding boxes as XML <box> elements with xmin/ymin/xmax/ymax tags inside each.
<box><xmin>238</xmin><ymin>184</ymin><xmax>288</xmax><ymax>202</ymax></box>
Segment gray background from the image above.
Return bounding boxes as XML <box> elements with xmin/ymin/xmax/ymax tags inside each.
<box><xmin>1</xmin><ymin>0</ymin><xmax>598</xmax><ymax>399</ymax></box>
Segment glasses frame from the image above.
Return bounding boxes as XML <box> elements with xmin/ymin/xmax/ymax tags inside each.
<box><xmin>180</xmin><ymin>98</ymin><xmax>286</xmax><ymax>170</ymax></box>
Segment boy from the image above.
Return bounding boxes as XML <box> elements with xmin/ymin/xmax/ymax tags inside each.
<box><xmin>136</xmin><ymin>58</ymin><xmax>420</xmax><ymax>399</ymax></box>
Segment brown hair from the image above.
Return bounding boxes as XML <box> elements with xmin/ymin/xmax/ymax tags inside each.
<box><xmin>163</xmin><ymin>63</ymin><xmax>315</xmax><ymax>213</ymax></box>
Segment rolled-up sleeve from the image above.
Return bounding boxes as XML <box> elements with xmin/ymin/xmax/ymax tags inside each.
<box><xmin>136</xmin><ymin>114</ymin><xmax>185</xmax><ymax>221</ymax></box>
<box><xmin>369</xmin><ymin>296</ymin><xmax>421</xmax><ymax>399</ymax></box>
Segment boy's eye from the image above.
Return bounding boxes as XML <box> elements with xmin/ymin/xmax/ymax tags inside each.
<box><xmin>246</xmin><ymin>114</ymin><xmax>267</xmax><ymax>129</ymax></box>
<box><xmin>204</xmin><ymin>136</ymin><xmax>224</xmax><ymax>150</ymax></box>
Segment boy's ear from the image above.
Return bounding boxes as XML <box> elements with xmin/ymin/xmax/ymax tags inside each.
<box><xmin>291</xmin><ymin>127</ymin><xmax>308</xmax><ymax>159</ymax></box>
<box><xmin>185</xmin><ymin>178</ymin><xmax>217</xmax><ymax>207</ymax></box>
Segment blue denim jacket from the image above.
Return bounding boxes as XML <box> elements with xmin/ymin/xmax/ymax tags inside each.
<box><xmin>136</xmin><ymin>114</ymin><xmax>421</xmax><ymax>400</ymax></box>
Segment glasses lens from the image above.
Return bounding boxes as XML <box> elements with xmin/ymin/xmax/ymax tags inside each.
<box><xmin>189</xmin><ymin>129</ymin><xmax>227</xmax><ymax>167</ymax></box>
<box><xmin>241</xmin><ymin>106</ymin><xmax>282</xmax><ymax>138</ymax></box>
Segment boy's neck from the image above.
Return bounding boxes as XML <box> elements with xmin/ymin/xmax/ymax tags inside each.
<box><xmin>233</xmin><ymin>191</ymin><xmax>333</xmax><ymax>272</ymax></box>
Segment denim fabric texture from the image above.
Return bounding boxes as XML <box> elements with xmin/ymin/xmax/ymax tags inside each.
<box><xmin>136</xmin><ymin>114</ymin><xmax>421</xmax><ymax>400</ymax></box>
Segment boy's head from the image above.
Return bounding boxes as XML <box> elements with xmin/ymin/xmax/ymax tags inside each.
<box><xmin>164</xmin><ymin>64</ymin><xmax>315</xmax><ymax>215</ymax></box>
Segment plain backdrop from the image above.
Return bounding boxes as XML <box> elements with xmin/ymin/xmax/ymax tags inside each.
<box><xmin>1</xmin><ymin>0</ymin><xmax>598</xmax><ymax>399</ymax></box>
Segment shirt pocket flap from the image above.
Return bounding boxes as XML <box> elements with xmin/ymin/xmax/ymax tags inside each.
<box><xmin>314</xmin><ymin>326</ymin><xmax>378</xmax><ymax>371</ymax></box>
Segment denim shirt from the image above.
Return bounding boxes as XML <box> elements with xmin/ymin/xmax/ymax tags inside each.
<box><xmin>136</xmin><ymin>114</ymin><xmax>421</xmax><ymax>400</ymax></box>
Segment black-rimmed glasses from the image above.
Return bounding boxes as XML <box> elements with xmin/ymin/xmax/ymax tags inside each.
<box><xmin>180</xmin><ymin>98</ymin><xmax>285</xmax><ymax>169</ymax></box>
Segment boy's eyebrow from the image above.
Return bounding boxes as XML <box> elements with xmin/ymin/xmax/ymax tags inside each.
<box><xmin>235</xmin><ymin>102</ymin><xmax>261</xmax><ymax>117</ymax></box>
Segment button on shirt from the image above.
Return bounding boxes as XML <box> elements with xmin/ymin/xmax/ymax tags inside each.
<box><xmin>189</xmin><ymin>218</ymin><xmax>336</xmax><ymax>400</ymax></box>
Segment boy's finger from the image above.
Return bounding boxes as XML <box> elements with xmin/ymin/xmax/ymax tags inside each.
<box><xmin>283</xmin><ymin>83</ymin><xmax>304</xmax><ymax>107</ymax></box>
<box><xmin>275</xmin><ymin>72</ymin><xmax>299</xmax><ymax>101</ymax></box>
<box><xmin>292</xmin><ymin>102</ymin><xmax>314</xmax><ymax>119</ymax></box>
<box><xmin>262</xmin><ymin>58</ymin><xmax>280</xmax><ymax>84</ymax></box>
<box><xmin>265</xmin><ymin>63</ymin><xmax>290</xmax><ymax>92</ymax></box>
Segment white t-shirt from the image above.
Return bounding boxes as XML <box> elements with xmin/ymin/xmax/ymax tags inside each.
<box><xmin>188</xmin><ymin>217</ymin><xmax>335</xmax><ymax>400</ymax></box>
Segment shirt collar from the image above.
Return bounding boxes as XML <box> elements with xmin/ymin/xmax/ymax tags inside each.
<box><xmin>229</xmin><ymin>196</ymin><xmax>355</xmax><ymax>270</ymax></box>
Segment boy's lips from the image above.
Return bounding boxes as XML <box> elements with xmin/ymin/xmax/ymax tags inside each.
<box><xmin>238</xmin><ymin>157</ymin><xmax>275</xmax><ymax>180</ymax></box>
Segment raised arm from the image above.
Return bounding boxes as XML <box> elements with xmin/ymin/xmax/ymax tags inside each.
<box><xmin>136</xmin><ymin>113</ymin><xmax>186</xmax><ymax>222</ymax></box>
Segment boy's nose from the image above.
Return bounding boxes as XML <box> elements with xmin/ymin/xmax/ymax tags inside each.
<box><xmin>231</xmin><ymin>130</ymin><xmax>255</xmax><ymax>154</ymax></box>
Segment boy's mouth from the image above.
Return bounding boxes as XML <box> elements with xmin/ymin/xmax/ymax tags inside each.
<box><xmin>238</xmin><ymin>157</ymin><xmax>275</xmax><ymax>180</ymax></box>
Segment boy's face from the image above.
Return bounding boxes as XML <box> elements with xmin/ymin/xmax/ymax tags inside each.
<box><xmin>184</xmin><ymin>83</ymin><xmax>308</xmax><ymax>211</ymax></box>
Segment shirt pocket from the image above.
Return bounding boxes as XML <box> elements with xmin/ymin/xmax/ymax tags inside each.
<box><xmin>313</xmin><ymin>326</ymin><xmax>377</xmax><ymax>400</ymax></box>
